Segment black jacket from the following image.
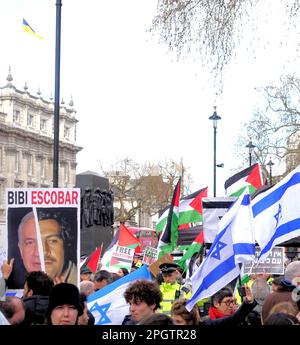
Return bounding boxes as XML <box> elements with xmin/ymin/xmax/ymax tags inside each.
<box><xmin>21</xmin><ymin>295</ymin><xmax>49</xmax><ymax>325</ymax></box>
<box><xmin>122</xmin><ymin>314</ymin><xmax>137</xmax><ymax>325</ymax></box>
<box><xmin>202</xmin><ymin>300</ymin><xmax>258</xmax><ymax>326</ymax></box>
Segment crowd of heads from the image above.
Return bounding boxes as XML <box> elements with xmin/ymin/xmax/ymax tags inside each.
<box><xmin>2</xmin><ymin>218</ymin><xmax>300</xmax><ymax>327</ymax></box>
<box><xmin>16</xmin><ymin>209</ymin><xmax>77</xmax><ymax>284</ymax></box>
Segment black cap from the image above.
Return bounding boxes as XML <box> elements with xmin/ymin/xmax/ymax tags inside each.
<box><xmin>159</xmin><ymin>263</ymin><xmax>179</xmax><ymax>274</ymax></box>
<box><xmin>80</xmin><ymin>266</ymin><xmax>93</xmax><ymax>275</ymax></box>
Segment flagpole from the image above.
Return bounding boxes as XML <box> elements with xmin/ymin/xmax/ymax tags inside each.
<box><xmin>53</xmin><ymin>0</ymin><xmax>62</xmax><ymax>187</ymax></box>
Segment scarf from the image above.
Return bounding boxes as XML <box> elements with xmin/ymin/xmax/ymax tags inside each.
<box><xmin>208</xmin><ymin>306</ymin><xmax>234</xmax><ymax>319</ymax></box>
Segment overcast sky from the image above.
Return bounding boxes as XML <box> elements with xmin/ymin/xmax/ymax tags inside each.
<box><xmin>1</xmin><ymin>0</ymin><xmax>299</xmax><ymax>196</ymax></box>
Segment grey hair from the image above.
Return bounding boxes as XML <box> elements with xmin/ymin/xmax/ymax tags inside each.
<box><xmin>17</xmin><ymin>211</ymin><xmax>35</xmax><ymax>244</ymax></box>
<box><xmin>80</xmin><ymin>280</ymin><xmax>95</xmax><ymax>296</ymax></box>
<box><xmin>284</xmin><ymin>261</ymin><xmax>300</xmax><ymax>282</ymax></box>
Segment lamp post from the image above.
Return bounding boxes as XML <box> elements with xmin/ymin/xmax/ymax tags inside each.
<box><xmin>209</xmin><ymin>106</ymin><xmax>221</xmax><ymax>197</ymax></box>
<box><xmin>266</xmin><ymin>158</ymin><xmax>274</xmax><ymax>185</ymax></box>
<box><xmin>245</xmin><ymin>140</ymin><xmax>256</xmax><ymax>167</ymax></box>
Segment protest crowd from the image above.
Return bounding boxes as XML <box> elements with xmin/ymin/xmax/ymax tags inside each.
<box><xmin>0</xmin><ymin>163</ymin><xmax>300</xmax><ymax>327</ymax></box>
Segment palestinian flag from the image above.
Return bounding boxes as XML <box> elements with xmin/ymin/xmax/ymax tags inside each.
<box><xmin>176</xmin><ymin>230</ymin><xmax>204</xmax><ymax>271</ymax></box>
<box><xmin>155</xmin><ymin>206</ymin><xmax>169</xmax><ymax>234</ymax></box>
<box><xmin>178</xmin><ymin>187</ymin><xmax>208</xmax><ymax>225</ymax></box>
<box><xmin>156</xmin><ymin>187</ymin><xmax>208</xmax><ymax>234</ymax></box>
<box><xmin>157</xmin><ymin>178</ymin><xmax>181</xmax><ymax>258</ymax></box>
<box><xmin>101</xmin><ymin>224</ymin><xmax>141</xmax><ymax>269</ymax></box>
<box><xmin>110</xmin><ymin>256</ymin><xmax>132</xmax><ymax>268</ymax></box>
<box><xmin>87</xmin><ymin>243</ymin><xmax>103</xmax><ymax>273</ymax></box>
<box><xmin>119</xmin><ymin>224</ymin><xmax>141</xmax><ymax>253</ymax></box>
<box><xmin>224</xmin><ymin>163</ymin><xmax>263</xmax><ymax>197</ymax></box>
<box><xmin>109</xmin><ymin>245</ymin><xmax>135</xmax><ymax>270</ymax></box>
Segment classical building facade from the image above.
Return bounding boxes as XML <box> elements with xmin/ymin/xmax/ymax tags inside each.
<box><xmin>0</xmin><ymin>69</ymin><xmax>81</xmax><ymax>246</ymax></box>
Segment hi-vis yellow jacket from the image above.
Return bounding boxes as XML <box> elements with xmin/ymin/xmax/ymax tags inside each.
<box><xmin>159</xmin><ymin>282</ymin><xmax>191</xmax><ymax>315</ymax></box>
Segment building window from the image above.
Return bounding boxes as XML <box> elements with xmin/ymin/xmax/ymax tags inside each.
<box><xmin>14</xmin><ymin>153</ymin><xmax>19</xmax><ymax>173</ymax></box>
<box><xmin>13</xmin><ymin>110</ymin><xmax>20</xmax><ymax>123</ymax></box>
<box><xmin>27</xmin><ymin>155</ymin><xmax>33</xmax><ymax>175</ymax></box>
<box><xmin>41</xmin><ymin>159</ymin><xmax>45</xmax><ymax>178</ymax></box>
<box><xmin>64</xmin><ymin>126</ymin><xmax>70</xmax><ymax>139</ymax></box>
<box><xmin>27</xmin><ymin>114</ymin><xmax>34</xmax><ymax>127</ymax></box>
<box><xmin>40</xmin><ymin>119</ymin><xmax>47</xmax><ymax>131</ymax></box>
<box><xmin>64</xmin><ymin>163</ymin><xmax>69</xmax><ymax>183</ymax></box>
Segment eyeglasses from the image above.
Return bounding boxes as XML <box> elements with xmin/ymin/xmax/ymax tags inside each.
<box><xmin>221</xmin><ymin>299</ymin><xmax>235</xmax><ymax>306</ymax></box>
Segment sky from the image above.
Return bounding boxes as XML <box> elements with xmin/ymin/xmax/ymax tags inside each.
<box><xmin>1</xmin><ymin>0</ymin><xmax>299</xmax><ymax>197</ymax></box>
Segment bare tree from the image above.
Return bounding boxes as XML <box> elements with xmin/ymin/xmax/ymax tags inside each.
<box><xmin>235</xmin><ymin>74</ymin><xmax>300</xmax><ymax>176</ymax></box>
<box><xmin>156</xmin><ymin>158</ymin><xmax>193</xmax><ymax>195</ymax></box>
<box><xmin>151</xmin><ymin>1</ymin><xmax>300</xmax><ymax>75</ymax></box>
<box><xmin>99</xmin><ymin>158</ymin><xmax>192</xmax><ymax>225</ymax></box>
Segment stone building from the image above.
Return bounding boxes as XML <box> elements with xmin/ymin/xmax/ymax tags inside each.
<box><xmin>0</xmin><ymin>68</ymin><xmax>81</xmax><ymax>248</ymax></box>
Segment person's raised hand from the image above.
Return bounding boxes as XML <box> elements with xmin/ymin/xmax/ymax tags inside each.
<box><xmin>1</xmin><ymin>258</ymin><xmax>14</xmax><ymax>280</ymax></box>
<box><xmin>244</xmin><ymin>285</ymin><xmax>254</xmax><ymax>304</ymax></box>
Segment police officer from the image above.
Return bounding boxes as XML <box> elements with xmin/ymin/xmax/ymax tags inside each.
<box><xmin>158</xmin><ymin>263</ymin><xmax>191</xmax><ymax>316</ymax></box>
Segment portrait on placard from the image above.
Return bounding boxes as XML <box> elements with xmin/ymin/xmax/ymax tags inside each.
<box><xmin>6</xmin><ymin>188</ymin><xmax>80</xmax><ymax>289</ymax></box>
<box><xmin>7</xmin><ymin>207</ymin><xmax>34</xmax><ymax>288</ymax></box>
<box><xmin>36</xmin><ymin>207</ymin><xmax>78</xmax><ymax>285</ymax></box>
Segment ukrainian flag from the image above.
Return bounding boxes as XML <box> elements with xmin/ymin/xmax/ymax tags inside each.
<box><xmin>22</xmin><ymin>18</ymin><xmax>44</xmax><ymax>40</ymax></box>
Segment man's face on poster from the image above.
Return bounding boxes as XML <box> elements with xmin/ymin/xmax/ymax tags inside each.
<box><xmin>18</xmin><ymin>215</ymin><xmax>42</xmax><ymax>272</ymax></box>
<box><xmin>39</xmin><ymin>219</ymin><xmax>65</xmax><ymax>279</ymax></box>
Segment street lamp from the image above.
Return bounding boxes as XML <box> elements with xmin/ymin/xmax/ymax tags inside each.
<box><xmin>209</xmin><ymin>106</ymin><xmax>221</xmax><ymax>197</ymax></box>
<box><xmin>245</xmin><ymin>139</ymin><xmax>256</xmax><ymax>167</ymax></box>
<box><xmin>266</xmin><ymin>158</ymin><xmax>274</xmax><ymax>185</ymax></box>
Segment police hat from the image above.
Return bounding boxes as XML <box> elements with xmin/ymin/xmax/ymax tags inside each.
<box><xmin>159</xmin><ymin>263</ymin><xmax>179</xmax><ymax>274</ymax></box>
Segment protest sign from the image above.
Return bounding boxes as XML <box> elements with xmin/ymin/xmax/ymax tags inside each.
<box><xmin>109</xmin><ymin>245</ymin><xmax>134</xmax><ymax>271</ymax></box>
<box><xmin>242</xmin><ymin>246</ymin><xmax>285</xmax><ymax>275</ymax></box>
<box><xmin>6</xmin><ymin>188</ymin><xmax>80</xmax><ymax>289</ymax></box>
<box><xmin>148</xmin><ymin>253</ymin><xmax>173</xmax><ymax>277</ymax></box>
<box><xmin>142</xmin><ymin>246</ymin><xmax>158</xmax><ymax>265</ymax></box>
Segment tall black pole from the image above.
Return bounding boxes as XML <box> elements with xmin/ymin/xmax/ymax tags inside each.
<box><xmin>213</xmin><ymin>126</ymin><xmax>217</xmax><ymax>197</ymax></box>
<box><xmin>53</xmin><ymin>0</ymin><xmax>62</xmax><ymax>187</ymax></box>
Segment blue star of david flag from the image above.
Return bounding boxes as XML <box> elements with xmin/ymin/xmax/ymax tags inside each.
<box><xmin>252</xmin><ymin>164</ymin><xmax>300</xmax><ymax>262</ymax></box>
<box><xmin>87</xmin><ymin>265</ymin><xmax>152</xmax><ymax>325</ymax></box>
<box><xmin>186</xmin><ymin>189</ymin><xmax>255</xmax><ymax>311</ymax></box>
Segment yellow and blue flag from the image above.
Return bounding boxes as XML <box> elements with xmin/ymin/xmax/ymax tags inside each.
<box><xmin>22</xmin><ymin>18</ymin><xmax>44</xmax><ymax>40</ymax></box>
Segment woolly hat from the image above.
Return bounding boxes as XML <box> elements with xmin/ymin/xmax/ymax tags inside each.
<box><xmin>47</xmin><ymin>283</ymin><xmax>83</xmax><ymax>321</ymax></box>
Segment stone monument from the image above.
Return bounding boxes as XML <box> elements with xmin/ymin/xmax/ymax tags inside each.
<box><xmin>76</xmin><ymin>171</ymin><xmax>114</xmax><ymax>256</ymax></box>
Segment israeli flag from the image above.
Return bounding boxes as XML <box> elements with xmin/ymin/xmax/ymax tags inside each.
<box><xmin>252</xmin><ymin>164</ymin><xmax>300</xmax><ymax>261</ymax></box>
<box><xmin>186</xmin><ymin>189</ymin><xmax>255</xmax><ymax>311</ymax></box>
<box><xmin>87</xmin><ymin>265</ymin><xmax>152</xmax><ymax>325</ymax></box>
